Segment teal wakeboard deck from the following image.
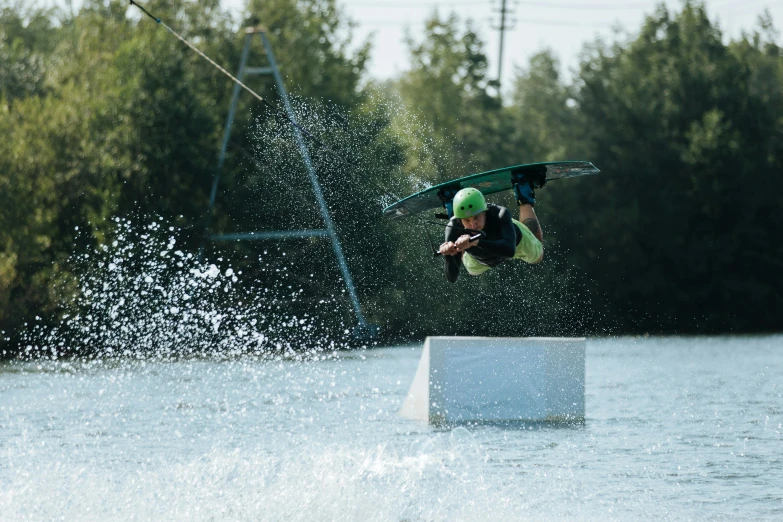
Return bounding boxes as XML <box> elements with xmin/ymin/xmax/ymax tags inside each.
<box><xmin>383</xmin><ymin>161</ymin><xmax>599</xmax><ymax>220</ymax></box>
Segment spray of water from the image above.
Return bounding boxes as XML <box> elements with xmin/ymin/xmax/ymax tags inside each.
<box><xmin>20</xmin><ymin>217</ymin><xmax>353</xmax><ymax>361</ymax></box>
<box><xmin>249</xmin><ymin>91</ymin><xmax>466</xmax><ymax>212</ymax></box>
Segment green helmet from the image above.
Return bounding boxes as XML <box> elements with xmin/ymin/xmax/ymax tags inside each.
<box><xmin>452</xmin><ymin>188</ymin><xmax>487</xmax><ymax>218</ymax></box>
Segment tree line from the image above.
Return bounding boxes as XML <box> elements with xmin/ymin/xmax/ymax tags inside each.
<box><xmin>1</xmin><ymin>0</ymin><xmax>781</xmax><ymax>356</ymax></box>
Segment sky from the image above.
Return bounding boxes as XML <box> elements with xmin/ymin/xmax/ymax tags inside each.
<box><xmin>219</xmin><ymin>0</ymin><xmax>783</xmax><ymax>92</ymax></box>
<box><xmin>48</xmin><ymin>0</ymin><xmax>782</xmax><ymax>92</ymax></box>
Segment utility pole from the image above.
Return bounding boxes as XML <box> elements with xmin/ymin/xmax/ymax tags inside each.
<box><xmin>494</xmin><ymin>0</ymin><xmax>515</xmax><ymax>94</ymax></box>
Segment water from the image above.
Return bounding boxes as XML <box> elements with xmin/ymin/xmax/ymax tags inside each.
<box><xmin>1</xmin><ymin>336</ymin><xmax>782</xmax><ymax>521</ymax></box>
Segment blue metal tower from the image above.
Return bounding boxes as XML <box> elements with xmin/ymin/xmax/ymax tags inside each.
<box><xmin>202</xmin><ymin>27</ymin><xmax>378</xmax><ymax>341</ymax></box>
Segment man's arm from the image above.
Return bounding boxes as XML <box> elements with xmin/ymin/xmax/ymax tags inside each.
<box><xmin>444</xmin><ymin>252</ymin><xmax>460</xmax><ymax>282</ymax></box>
<box><xmin>441</xmin><ymin>218</ymin><xmax>464</xmax><ymax>282</ymax></box>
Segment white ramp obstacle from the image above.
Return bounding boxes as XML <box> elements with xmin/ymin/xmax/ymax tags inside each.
<box><xmin>399</xmin><ymin>337</ymin><xmax>585</xmax><ymax>424</ymax></box>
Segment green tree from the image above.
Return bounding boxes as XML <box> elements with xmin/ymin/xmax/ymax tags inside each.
<box><xmin>0</xmin><ymin>2</ymin><xmax>63</xmax><ymax>108</ymax></box>
<box><xmin>562</xmin><ymin>2</ymin><xmax>783</xmax><ymax>332</ymax></box>
<box><xmin>398</xmin><ymin>13</ymin><xmax>509</xmax><ymax>174</ymax></box>
<box><xmin>0</xmin><ymin>0</ymin><xmax>379</xmax><ymax>353</ymax></box>
<box><xmin>508</xmin><ymin>50</ymin><xmax>575</xmax><ymax>163</ymax></box>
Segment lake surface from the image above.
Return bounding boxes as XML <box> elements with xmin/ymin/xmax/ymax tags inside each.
<box><xmin>1</xmin><ymin>336</ymin><xmax>781</xmax><ymax>521</ymax></box>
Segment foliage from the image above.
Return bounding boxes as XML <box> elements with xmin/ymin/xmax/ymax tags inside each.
<box><xmin>398</xmin><ymin>14</ymin><xmax>510</xmax><ymax>174</ymax></box>
<box><xmin>1</xmin><ymin>1</ymin><xmax>782</xmax><ymax>356</ymax></box>
<box><xmin>561</xmin><ymin>2</ymin><xmax>783</xmax><ymax>332</ymax></box>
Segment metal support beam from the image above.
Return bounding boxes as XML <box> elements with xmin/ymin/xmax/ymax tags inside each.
<box><xmin>257</xmin><ymin>31</ymin><xmax>368</xmax><ymax>327</ymax></box>
<box><xmin>245</xmin><ymin>67</ymin><xmax>273</xmax><ymax>74</ymax></box>
<box><xmin>206</xmin><ymin>33</ymin><xmax>253</xmax><ymax>229</ymax></box>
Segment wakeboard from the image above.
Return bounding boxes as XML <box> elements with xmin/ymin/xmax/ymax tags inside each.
<box><xmin>383</xmin><ymin>161</ymin><xmax>600</xmax><ymax>220</ymax></box>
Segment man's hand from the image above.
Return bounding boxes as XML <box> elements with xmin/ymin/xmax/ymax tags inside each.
<box><xmin>454</xmin><ymin>233</ymin><xmax>479</xmax><ymax>251</ymax></box>
<box><xmin>439</xmin><ymin>234</ymin><xmax>479</xmax><ymax>256</ymax></box>
<box><xmin>438</xmin><ymin>241</ymin><xmax>460</xmax><ymax>256</ymax></box>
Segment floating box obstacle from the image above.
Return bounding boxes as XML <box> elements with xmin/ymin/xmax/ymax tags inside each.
<box><xmin>399</xmin><ymin>337</ymin><xmax>585</xmax><ymax>425</ymax></box>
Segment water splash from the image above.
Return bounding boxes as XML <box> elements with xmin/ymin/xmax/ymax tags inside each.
<box><xmin>20</xmin><ymin>218</ymin><xmax>352</xmax><ymax>361</ymax></box>
<box><xmin>249</xmin><ymin>91</ymin><xmax>467</xmax><ymax>213</ymax></box>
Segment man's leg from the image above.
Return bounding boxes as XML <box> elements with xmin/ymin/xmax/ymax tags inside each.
<box><xmin>518</xmin><ymin>204</ymin><xmax>543</xmax><ymax>243</ymax></box>
<box><xmin>511</xmin><ymin>218</ymin><xmax>543</xmax><ymax>264</ymax></box>
<box><xmin>461</xmin><ymin>252</ymin><xmax>492</xmax><ymax>276</ymax></box>
<box><xmin>512</xmin><ymin>176</ymin><xmax>544</xmax><ymax>242</ymax></box>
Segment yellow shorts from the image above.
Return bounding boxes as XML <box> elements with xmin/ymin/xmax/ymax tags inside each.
<box><xmin>462</xmin><ymin>219</ymin><xmax>543</xmax><ymax>276</ymax></box>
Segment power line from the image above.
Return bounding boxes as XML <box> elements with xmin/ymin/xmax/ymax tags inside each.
<box><xmin>344</xmin><ymin>1</ymin><xmax>488</xmax><ymax>6</ymax></box>
<box><xmin>517</xmin><ymin>0</ymin><xmax>651</xmax><ymax>8</ymax></box>
<box><xmin>721</xmin><ymin>0</ymin><xmax>775</xmax><ymax>13</ymax></box>
<box><xmin>342</xmin><ymin>0</ymin><xmax>654</xmax><ymax>9</ymax></box>
<box><xmin>359</xmin><ymin>17</ymin><xmax>614</xmax><ymax>28</ymax></box>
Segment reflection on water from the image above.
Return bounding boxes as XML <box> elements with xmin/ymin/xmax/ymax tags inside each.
<box><xmin>1</xmin><ymin>336</ymin><xmax>782</xmax><ymax>521</ymax></box>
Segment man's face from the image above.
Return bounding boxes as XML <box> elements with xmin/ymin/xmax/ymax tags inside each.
<box><xmin>460</xmin><ymin>211</ymin><xmax>486</xmax><ymax>231</ymax></box>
